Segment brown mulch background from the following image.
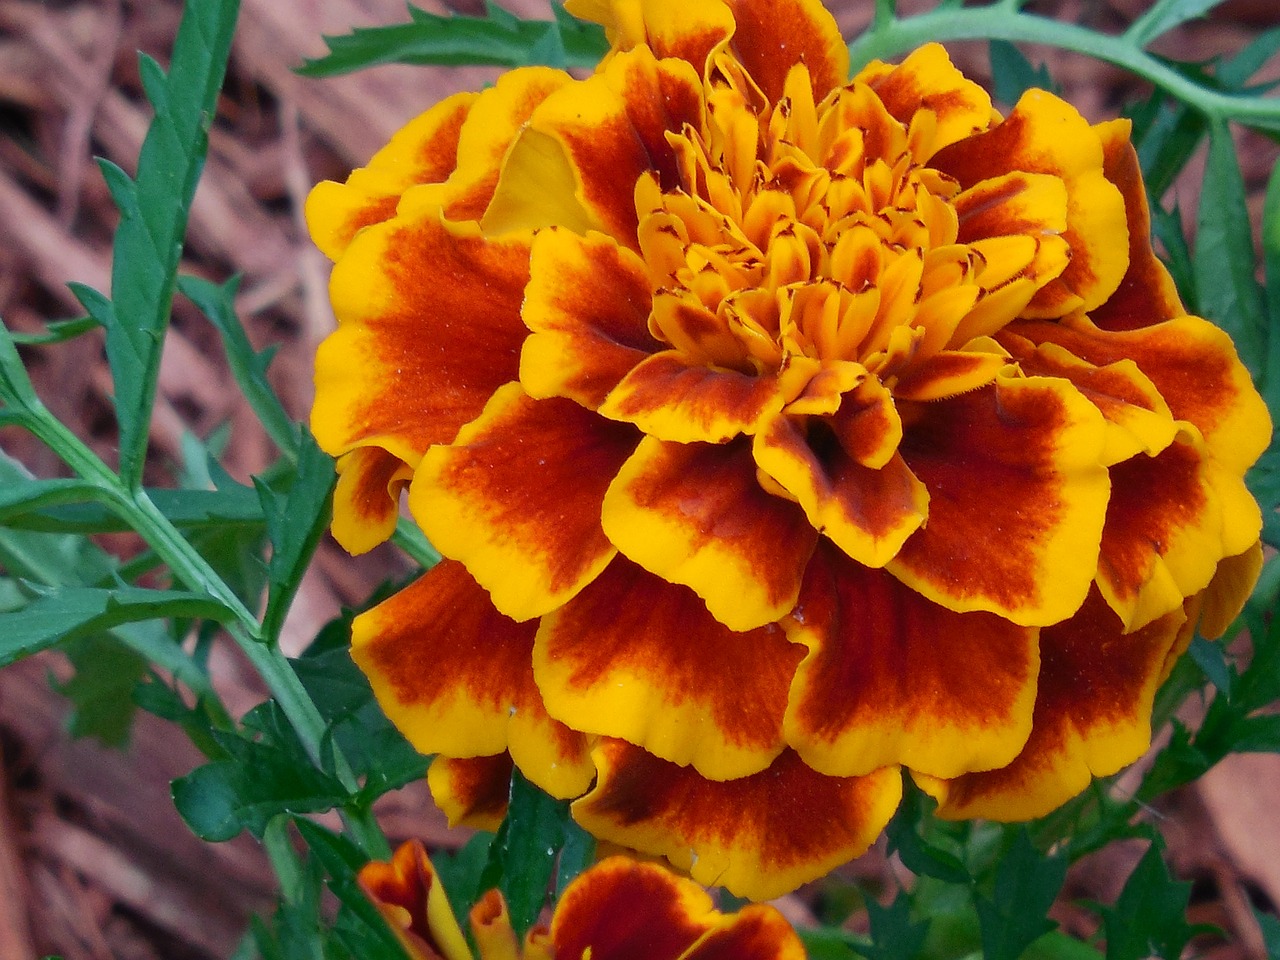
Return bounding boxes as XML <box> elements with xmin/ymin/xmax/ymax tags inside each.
<box><xmin>0</xmin><ymin>0</ymin><xmax>1279</xmax><ymax>957</ymax></box>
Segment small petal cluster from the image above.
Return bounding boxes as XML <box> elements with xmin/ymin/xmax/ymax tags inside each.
<box><xmin>309</xmin><ymin>0</ymin><xmax>1270</xmax><ymax>899</ymax></box>
<box><xmin>359</xmin><ymin>842</ymin><xmax>805</xmax><ymax>960</ymax></box>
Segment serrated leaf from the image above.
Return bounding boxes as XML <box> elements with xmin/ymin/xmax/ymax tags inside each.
<box><xmin>89</xmin><ymin>0</ymin><xmax>239</xmax><ymax>489</ymax></box>
<box><xmin>988</xmin><ymin>41</ymin><xmax>1056</xmax><ymax>109</ymax></box>
<box><xmin>1101</xmin><ymin>840</ymin><xmax>1199</xmax><ymax>960</ymax></box>
<box><xmin>1193</xmin><ymin>121</ymin><xmax>1268</xmax><ymax>376</ymax></box>
<box><xmin>554</xmin><ymin>816</ymin><xmax>597</xmax><ymax>897</ymax></box>
<box><xmin>298</xmin><ymin>2</ymin><xmax>607</xmax><ymax>76</ymax></box>
<box><xmin>0</xmin><ymin>585</ymin><xmax>234</xmax><ymax>668</ymax></box>
<box><xmin>1125</xmin><ymin>0</ymin><xmax>1229</xmax><ymax>49</ymax></box>
<box><xmin>1188</xmin><ymin>636</ymin><xmax>1233</xmax><ymax>696</ymax></box>
<box><xmin>863</xmin><ymin>891</ymin><xmax>929</xmax><ymax>960</ymax></box>
<box><xmin>293</xmin><ymin>819</ymin><xmax>410</xmax><ymax>960</ymax></box>
<box><xmin>178</xmin><ymin>274</ymin><xmax>299</xmax><ymax>457</ymax></box>
<box><xmin>173</xmin><ymin>703</ymin><xmax>347</xmax><ymax>841</ymax></box>
<box><xmin>5</xmin><ymin>315</ymin><xmax>99</xmax><ymax>346</ymax></box>
<box><xmin>254</xmin><ymin>430</ymin><xmax>336</xmax><ymax>644</ymax></box>
<box><xmin>483</xmin><ymin>770</ymin><xmax>570</xmax><ymax>936</ymax></box>
<box><xmin>885</xmin><ymin>784</ymin><xmax>971</xmax><ymax>885</ymax></box>
<box><xmin>975</xmin><ymin>831</ymin><xmax>1066</xmax><ymax>960</ymax></box>
<box><xmin>51</xmin><ymin>634</ymin><xmax>148</xmax><ymax>747</ymax></box>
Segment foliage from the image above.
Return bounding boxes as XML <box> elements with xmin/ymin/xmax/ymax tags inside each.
<box><xmin>0</xmin><ymin>0</ymin><xmax>1278</xmax><ymax>956</ymax></box>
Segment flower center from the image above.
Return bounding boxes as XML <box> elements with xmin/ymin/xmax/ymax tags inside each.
<box><xmin>634</xmin><ymin>61</ymin><xmax>1061</xmax><ymax>401</ymax></box>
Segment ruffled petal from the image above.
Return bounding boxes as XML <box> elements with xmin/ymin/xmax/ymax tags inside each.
<box><xmin>601</xmin><ymin>436</ymin><xmax>818</xmax><ymax>630</ymax></box>
<box><xmin>470</xmin><ymin>891</ymin><xmax>522</xmax><ymax>960</ymax></box>
<box><xmin>534</xmin><ymin>559</ymin><xmax>802</xmax><ymax>780</ymax></box>
<box><xmin>1009</xmin><ymin>315</ymin><xmax>1272</xmax><ymax>476</ymax></box>
<box><xmin>412</xmin><ymin>384</ymin><xmax>639</xmax><ymax>621</ymax></box>
<box><xmin>753</xmin><ymin>414</ymin><xmax>929</xmax><ymax>568</ymax></box>
<box><xmin>682</xmin><ymin>907</ymin><xmax>808</xmax><ymax>960</ymax></box>
<box><xmin>998</xmin><ymin>331</ymin><xmax>1179</xmax><ymax>465</ymax></box>
<box><xmin>352</xmin><ymin>562</ymin><xmax>594</xmax><ymax>798</ymax></box>
<box><xmin>521</xmin><ymin>228</ymin><xmax>662</xmax><ymax>408</ymax></box>
<box><xmin>1096</xmin><ymin>439</ymin><xmax>1227</xmax><ymax>632</ymax></box>
<box><xmin>784</xmin><ymin>542</ymin><xmax>1039</xmax><ymax>779</ymax></box>
<box><xmin>486</xmin><ymin>46</ymin><xmax>705</xmax><ymax>243</ymax></box>
<box><xmin>1195</xmin><ymin>542</ymin><xmax>1263</xmax><ymax>641</ymax></box>
<box><xmin>331</xmin><ymin>446</ymin><xmax>412</xmax><ymax>555</ymax></box>
<box><xmin>890</xmin><ymin>375</ymin><xmax>1110</xmax><ymax>626</ymax></box>
<box><xmin>358</xmin><ymin>839</ymin><xmax>473</xmax><ymax>960</ymax></box>
<box><xmin>307</xmin><ymin>92</ymin><xmax>476</xmax><ymax>261</ymax></box>
<box><xmin>932</xmin><ymin>89</ymin><xmax>1129</xmax><ymax>317</ymax></box>
<box><xmin>313</xmin><ymin>213</ymin><xmax>530</xmax><ymax>464</ymax></box>
<box><xmin>599</xmin><ymin>353</ymin><xmax>803</xmax><ymax>443</ymax></box>
<box><xmin>1086</xmin><ymin>119</ymin><xmax>1186</xmax><ymax>331</ymax></box>
<box><xmin>563</xmin><ymin>0</ymin><xmax>734</xmax><ymax>73</ymax></box>
<box><xmin>428</xmin><ymin>754</ymin><xmax>514</xmax><ymax>832</ymax></box>
<box><xmin>549</xmin><ymin>856</ymin><xmax>719</xmax><ymax>960</ymax></box>
<box><xmin>573</xmin><ymin>741</ymin><xmax>903</xmax><ymax>901</ymax></box>
<box><xmin>724</xmin><ymin>0</ymin><xmax>849</xmax><ymax>103</ymax></box>
<box><xmin>919</xmin><ymin>590</ymin><xmax>1186</xmax><ymax>820</ymax></box>
<box><xmin>857</xmin><ymin>43</ymin><xmax>994</xmax><ymax>158</ymax></box>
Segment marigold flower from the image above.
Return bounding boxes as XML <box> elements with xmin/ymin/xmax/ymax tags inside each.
<box><xmin>359</xmin><ymin>842</ymin><xmax>805</xmax><ymax>960</ymax></box>
<box><xmin>310</xmin><ymin>0</ymin><xmax>1270</xmax><ymax>899</ymax></box>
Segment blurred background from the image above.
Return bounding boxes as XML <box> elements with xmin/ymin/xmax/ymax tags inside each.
<box><xmin>0</xmin><ymin>0</ymin><xmax>1277</xmax><ymax>957</ymax></box>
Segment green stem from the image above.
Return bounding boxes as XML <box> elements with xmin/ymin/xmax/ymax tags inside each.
<box><xmin>847</xmin><ymin>8</ymin><xmax>1280</xmax><ymax>126</ymax></box>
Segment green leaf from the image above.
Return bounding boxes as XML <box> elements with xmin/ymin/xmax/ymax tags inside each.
<box><xmin>1261</xmin><ymin>161</ymin><xmax>1280</xmax><ymax>409</ymax></box>
<box><xmin>1193</xmin><ymin>121</ymin><xmax>1268</xmax><ymax>376</ymax></box>
<box><xmin>0</xmin><ymin>585</ymin><xmax>234</xmax><ymax>669</ymax></box>
<box><xmin>88</xmin><ymin>0</ymin><xmax>239</xmax><ymax>489</ymax></box>
<box><xmin>434</xmin><ymin>831</ymin><xmax>496</xmax><ymax>931</ymax></box>
<box><xmin>1255</xmin><ymin>906</ymin><xmax>1280</xmax><ymax>959</ymax></box>
<box><xmin>554</xmin><ymin>816</ymin><xmax>597</xmax><ymax>897</ymax></box>
<box><xmin>1150</xmin><ymin>200</ymin><xmax>1197</xmax><ymax>310</ymax></box>
<box><xmin>254</xmin><ymin>430</ymin><xmax>336</xmax><ymax>644</ymax></box>
<box><xmin>988</xmin><ymin>41</ymin><xmax>1056</xmax><ymax>109</ymax></box>
<box><xmin>5</xmin><ymin>315</ymin><xmax>100</xmax><ymax>346</ymax></box>
<box><xmin>292</xmin><ymin>819</ymin><xmax>410</xmax><ymax>960</ymax></box>
<box><xmin>885</xmin><ymin>783</ymin><xmax>971</xmax><ymax>885</ymax></box>
<box><xmin>1127</xmin><ymin>92</ymin><xmax>1206</xmax><ymax>200</ymax></box>
<box><xmin>178</xmin><ymin>274</ymin><xmax>299</xmax><ymax>457</ymax></box>
<box><xmin>1188</xmin><ymin>636</ymin><xmax>1233</xmax><ymax>696</ymax></box>
<box><xmin>50</xmin><ymin>634</ymin><xmax>149</xmax><ymax>747</ymax></box>
<box><xmin>975</xmin><ymin>831</ymin><xmax>1067</xmax><ymax>960</ymax></box>
<box><xmin>1125</xmin><ymin>0</ymin><xmax>1229</xmax><ymax>49</ymax></box>
<box><xmin>173</xmin><ymin>703</ymin><xmax>348</xmax><ymax>841</ymax></box>
<box><xmin>1100</xmin><ymin>839</ymin><xmax>1199</xmax><ymax>960</ymax></box>
<box><xmin>484</xmin><ymin>769</ymin><xmax>570</xmax><ymax>936</ymax></box>
<box><xmin>298</xmin><ymin>1</ymin><xmax>608</xmax><ymax>76</ymax></box>
<box><xmin>1219</xmin><ymin>26</ymin><xmax>1280</xmax><ymax>88</ymax></box>
<box><xmin>862</xmin><ymin>891</ymin><xmax>929</xmax><ymax>960</ymax></box>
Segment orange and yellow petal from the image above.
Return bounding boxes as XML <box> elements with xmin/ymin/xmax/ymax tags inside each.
<box><xmin>352</xmin><ymin>562</ymin><xmax>594</xmax><ymax>798</ymax></box>
<box><xmin>359</xmin><ymin>839</ymin><xmax>473</xmax><ymax>960</ymax></box>
<box><xmin>549</xmin><ymin>855</ymin><xmax>807</xmax><ymax>960</ymax></box>
<box><xmin>1087</xmin><ymin>119</ymin><xmax>1186</xmax><ymax>331</ymax></box>
<box><xmin>857</xmin><ymin>43</ymin><xmax>994</xmax><ymax>159</ymax></box>
<box><xmin>753</xmin><ymin>415</ymin><xmax>929</xmax><ymax>568</ymax></box>
<box><xmin>1095</xmin><ymin>439</ymin><xmax>1227</xmax><ymax>632</ymax></box>
<box><xmin>564</xmin><ymin>0</ymin><xmax>734</xmax><ymax>73</ymax></box>
<box><xmin>1011</xmin><ymin>315</ymin><xmax>1272</xmax><ymax>479</ymax></box>
<box><xmin>331</xmin><ymin>446</ymin><xmax>412</xmax><ymax>555</ymax></box>
<box><xmin>890</xmin><ymin>375</ymin><xmax>1110</xmax><ymax>626</ymax></box>
<box><xmin>920</xmin><ymin>590</ymin><xmax>1186</xmax><ymax>820</ymax></box>
<box><xmin>932</xmin><ymin>89</ymin><xmax>1129</xmax><ymax>317</ymax></box>
<box><xmin>573</xmin><ymin>740</ymin><xmax>903</xmax><ymax>901</ymax></box>
<box><xmin>784</xmin><ymin>543</ymin><xmax>1039</xmax><ymax>780</ymax></box>
<box><xmin>534</xmin><ymin>559</ymin><xmax>802</xmax><ymax>780</ymax></box>
<box><xmin>724</xmin><ymin>0</ymin><xmax>848</xmax><ymax>103</ymax></box>
<box><xmin>434</xmin><ymin>67</ymin><xmax>574</xmax><ymax>222</ymax></box>
<box><xmin>428</xmin><ymin>754</ymin><xmax>514</xmax><ymax>832</ymax></box>
<box><xmin>601</xmin><ymin>436</ymin><xmax>818</xmax><ymax>630</ymax></box>
<box><xmin>412</xmin><ymin>385</ymin><xmax>639</xmax><ymax>621</ymax></box>
<box><xmin>486</xmin><ymin>47</ymin><xmax>704</xmax><ymax>243</ymax></box>
<box><xmin>307</xmin><ymin>92</ymin><xmax>476</xmax><ymax>261</ymax></box>
<box><xmin>313</xmin><ymin>213</ymin><xmax>531</xmax><ymax>464</ymax></box>
<box><xmin>521</xmin><ymin>228</ymin><xmax>661</xmax><ymax>408</ymax></box>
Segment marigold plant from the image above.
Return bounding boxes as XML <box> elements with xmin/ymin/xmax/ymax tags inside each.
<box><xmin>2</xmin><ymin>0</ymin><xmax>1279</xmax><ymax>955</ymax></box>
<box><xmin>309</xmin><ymin>0</ymin><xmax>1269</xmax><ymax>900</ymax></box>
